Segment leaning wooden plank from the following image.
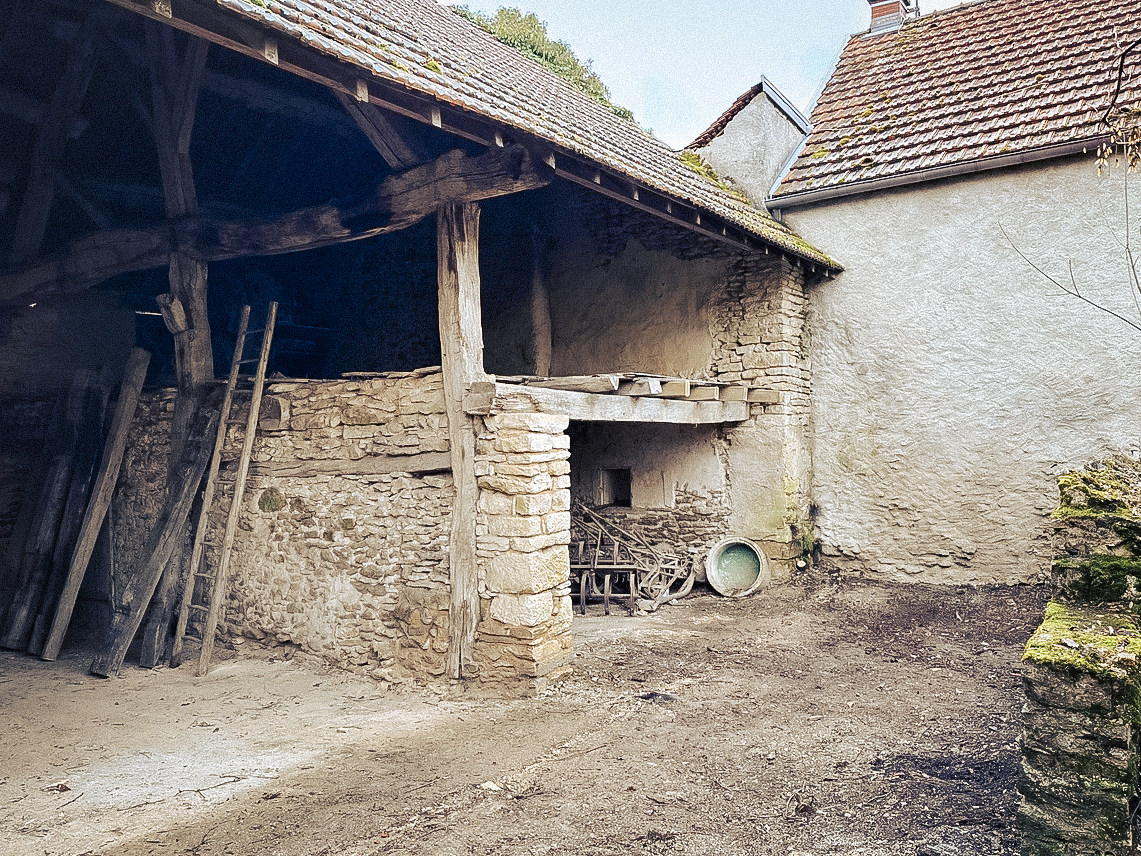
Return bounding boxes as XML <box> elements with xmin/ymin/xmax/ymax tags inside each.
<box><xmin>137</xmin><ymin>519</ymin><xmax>187</xmax><ymax>669</ymax></box>
<box><xmin>28</xmin><ymin>367</ymin><xmax>115</xmax><ymax>654</ymax></box>
<box><xmin>2</xmin><ymin>370</ymin><xmax>97</xmax><ymax>650</ymax></box>
<box><xmin>525</xmin><ymin>375</ymin><xmax>621</xmax><ymax>394</ymax></box>
<box><xmin>0</xmin><ymin>394</ymin><xmax>63</xmax><ymax>623</ymax></box>
<box><xmin>89</xmin><ymin>404</ymin><xmax>220</xmax><ymax>677</ymax></box>
<box><xmin>40</xmin><ymin>348</ymin><xmax>149</xmax><ymax>661</ymax></box>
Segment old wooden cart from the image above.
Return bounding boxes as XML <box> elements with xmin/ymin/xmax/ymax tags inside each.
<box><xmin>569</xmin><ymin>503</ymin><xmax>695</xmax><ymax>614</ymax></box>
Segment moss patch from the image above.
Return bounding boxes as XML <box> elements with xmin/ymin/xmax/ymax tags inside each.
<box><xmin>1054</xmin><ymin>456</ymin><xmax>1141</xmax><ymax>519</ymax></box>
<box><xmin>258</xmin><ymin>487</ymin><xmax>286</xmax><ymax>513</ymax></box>
<box><xmin>1023</xmin><ymin>600</ymin><xmax>1141</xmax><ymax>685</ymax></box>
<box><xmin>1055</xmin><ymin>554</ymin><xmax>1141</xmax><ymax>604</ymax></box>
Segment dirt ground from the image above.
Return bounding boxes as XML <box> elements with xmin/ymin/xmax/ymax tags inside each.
<box><xmin>1</xmin><ymin>577</ymin><xmax>1048</xmax><ymax>856</ymax></box>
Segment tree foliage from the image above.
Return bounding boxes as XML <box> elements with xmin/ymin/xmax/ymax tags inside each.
<box><xmin>452</xmin><ymin>6</ymin><xmax>634</xmax><ymax>121</ymax></box>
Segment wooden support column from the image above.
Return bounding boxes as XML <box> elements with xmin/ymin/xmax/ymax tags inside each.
<box><xmin>529</xmin><ymin>231</ymin><xmax>553</xmax><ymax>377</ymax></box>
<box><xmin>438</xmin><ymin>201</ymin><xmax>488</xmax><ymax>680</ymax></box>
<box><xmin>146</xmin><ymin>21</ymin><xmax>209</xmax><ymax>665</ymax></box>
<box><xmin>146</xmin><ymin>20</ymin><xmax>213</xmax><ymax>438</ymax></box>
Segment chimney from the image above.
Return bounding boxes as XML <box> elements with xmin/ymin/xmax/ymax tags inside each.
<box><xmin>868</xmin><ymin>0</ymin><xmax>916</xmax><ymax>34</ymax></box>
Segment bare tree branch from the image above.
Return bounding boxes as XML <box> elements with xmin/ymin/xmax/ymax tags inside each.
<box><xmin>999</xmin><ymin>223</ymin><xmax>1141</xmax><ymax>333</ymax></box>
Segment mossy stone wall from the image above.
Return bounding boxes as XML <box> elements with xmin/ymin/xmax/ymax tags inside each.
<box><xmin>1019</xmin><ymin>456</ymin><xmax>1141</xmax><ymax>855</ymax></box>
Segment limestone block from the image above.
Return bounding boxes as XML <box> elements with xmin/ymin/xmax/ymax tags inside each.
<box><xmin>543</xmin><ymin>511</ymin><xmax>571</xmax><ymax>535</ymax></box>
<box><xmin>489</xmin><ymin>591</ymin><xmax>554</xmax><ymax>627</ymax></box>
<box><xmin>479</xmin><ymin>490</ymin><xmax>515</xmax><ymax>516</ymax></box>
<box><xmin>512</xmin><ymin>532</ymin><xmax>567</xmax><ymax>553</ymax></box>
<box><xmin>546</xmin><ymin>460</ymin><xmax>571</xmax><ymax>477</ymax></box>
<box><xmin>495</xmin><ymin>432</ymin><xmax>556</xmax><ymax>454</ymax></box>
<box><xmin>514</xmin><ymin>492</ymin><xmax>552</xmax><ymax>516</ymax></box>
<box><xmin>485</xmin><ymin>412</ymin><xmax>569</xmax><ymax>434</ymax></box>
<box><xmin>480</xmin><ymin>472</ymin><xmax>552</xmax><ymax>495</ymax></box>
<box><xmin>487</xmin><ymin>545</ymin><xmax>569</xmax><ymax>594</ymax></box>
<box><xmin>488</xmin><ymin>514</ymin><xmax>544</xmax><ymax>538</ymax></box>
<box><xmin>494</xmin><ymin>463</ymin><xmax>548</xmax><ymax>479</ymax></box>
<box><xmin>342</xmin><ymin>425</ymin><xmax>377</xmax><ymax>440</ymax></box>
<box><xmin>550</xmin><ymin>490</ymin><xmax>571</xmax><ymax>512</ymax></box>
<box><xmin>341</xmin><ymin>404</ymin><xmax>389</xmax><ymax>426</ymax></box>
<box><xmin>552</xmin><ymin>434</ymin><xmax>570</xmax><ymax>450</ymax></box>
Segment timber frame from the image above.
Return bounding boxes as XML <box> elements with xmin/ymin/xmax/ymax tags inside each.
<box><xmin>97</xmin><ymin>0</ymin><xmax>833</xmax><ymax>267</ymax></box>
<box><xmin>0</xmin><ymin>0</ymin><xmax>829</xmax><ymax>686</ymax></box>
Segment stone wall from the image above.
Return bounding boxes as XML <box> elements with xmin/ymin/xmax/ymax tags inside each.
<box><xmin>225</xmin><ymin>369</ymin><xmax>453</xmax><ymax>680</ymax></box>
<box><xmin>712</xmin><ymin>255</ymin><xmax>816</xmax><ymax>577</ymax></box>
<box><xmin>108</xmin><ymin>371</ymin><xmax>575</xmax><ymax>693</ymax></box>
<box><xmin>1019</xmin><ymin>457</ymin><xmax>1141</xmax><ymax>854</ymax></box>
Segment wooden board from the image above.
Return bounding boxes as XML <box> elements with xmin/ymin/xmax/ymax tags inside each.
<box><xmin>89</xmin><ymin>402</ymin><xmax>220</xmax><ymax>677</ymax></box>
<box><xmin>488</xmin><ymin>383</ymin><xmax>749</xmax><ymax>424</ymax></box>
<box><xmin>41</xmin><ymin>348</ymin><xmax>149</xmax><ymax>661</ymax></box>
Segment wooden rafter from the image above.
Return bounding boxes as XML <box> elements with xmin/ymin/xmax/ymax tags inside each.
<box><xmin>0</xmin><ymin>145</ymin><xmax>552</xmax><ymax>306</ymax></box>
<box><xmin>335</xmin><ymin>92</ymin><xmax>421</xmax><ymax>170</ymax></box>
<box><xmin>9</xmin><ymin>11</ymin><xmax>99</xmax><ymax>267</ymax></box>
<box><xmin>101</xmin><ymin>0</ymin><xmax>831</xmax><ymax>268</ymax></box>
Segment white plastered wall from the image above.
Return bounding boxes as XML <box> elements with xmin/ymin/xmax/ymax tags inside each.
<box><xmin>783</xmin><ymin>157</ymin><xmax>1141</xmax><ymax>582</ymax></box>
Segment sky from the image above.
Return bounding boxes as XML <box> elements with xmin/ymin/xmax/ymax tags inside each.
<box><xmin>448</xmin><ymin>0</ymin><xmax>972</xmax><ymax>149</ymax></box>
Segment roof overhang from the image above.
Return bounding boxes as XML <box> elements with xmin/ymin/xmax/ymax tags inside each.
<box><xmin>106</xmin><ymin>0</ymin><xmax>837</xmax><ymax>270</ymax></box>
<box><xmin>769</xmin><ymin>137</ymin><xmax>1105</xmax><ymax>212</ymax></box>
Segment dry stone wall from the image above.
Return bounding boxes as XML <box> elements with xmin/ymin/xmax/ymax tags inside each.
<box><xmin>711</xmin><ymin>255</ymin><xmax>815</xmax><ymax>576</ymax></box>
<box><xmin>109</xmin><ymin>371</ymin><xmax>575</xmax><ymax>693</ymax></box>
<box><xmin>228</xmin><ymin>370</ymin><xmax>453</xmax><ymax>681</ymax></box>
<box><xmin>1019</xmin><ymin>457</ymin><xmax>1141</xmax><ymax>854</ymax></box>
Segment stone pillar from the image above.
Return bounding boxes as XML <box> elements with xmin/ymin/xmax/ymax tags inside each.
<box><xmin>472</xmin><ymin>408</ymin><xmax>574</xmax><ymax>695</ymax></box>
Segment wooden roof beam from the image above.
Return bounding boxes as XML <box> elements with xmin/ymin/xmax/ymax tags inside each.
<box><xmin>103</xmin><ymin>0</ymin><xmax>803</xmax><ymax>262</ymax></box>
<box><xmin>0</xmin><ymin>145</ymin><xmax>553</xmax><ymax>306</ymax></box>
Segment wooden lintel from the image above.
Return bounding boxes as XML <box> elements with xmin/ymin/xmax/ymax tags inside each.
<box><xmin>248</xmin><ymin>451</ymin><xmax>451</xmax><ymax>479</ymax></box>
<box><xmin>1</xmin><ymin>146</ymin><xmax>552</xmax><ymax>306</ymax></box>
<box><xmin>491</xmin><ymin>382</ymin><xmax>748</xmax><ymax>424</ymax></box>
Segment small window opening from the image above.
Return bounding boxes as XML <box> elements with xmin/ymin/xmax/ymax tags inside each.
<box><xmin>598</xmin><ymin>468</ymin><xmax>632</xmax><ymax>507</ymax></box>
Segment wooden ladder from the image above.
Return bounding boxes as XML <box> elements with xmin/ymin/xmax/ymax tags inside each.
<box><xmin>170</xmin><ymin>302</ymin><xmax>277</xmax><ymax>675</ymax></box>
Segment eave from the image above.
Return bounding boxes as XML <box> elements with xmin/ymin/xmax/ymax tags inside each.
<box><xmin>105</xmin><ymin>0</ymin><xmax>840</xmax><ymax>273</ymax></box>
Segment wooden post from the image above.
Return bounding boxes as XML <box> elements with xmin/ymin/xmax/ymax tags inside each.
<box><xmin>438</xmin><ymin>201</ymin><xmax>488</xmax><ymax>680</ymax></box>
<box><xmin>529</xmin><ymin>231</ymin><xmax>552</xmax><ymax>377</ymax></box>
<box><xmin>9</xmin><ymin>12</ymin><xmax>98</xmax><ymax>267</ymax></box>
